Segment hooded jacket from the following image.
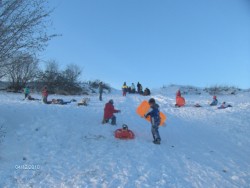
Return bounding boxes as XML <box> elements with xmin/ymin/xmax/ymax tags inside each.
<box><xmin>104</xmin><ymin>102</ymin><xmax>119</xmax><ymax>119</ymax></box>
<box><xmin>145</xmin><ymin>103</ymin><xmax>161</xmax><ymax>126</ymax></box>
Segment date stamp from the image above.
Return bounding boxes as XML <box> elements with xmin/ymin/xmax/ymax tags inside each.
<box><xmin>15</xmin><ymin>164</ymin><xmax>41</xmax><ymax>170</ymax></box>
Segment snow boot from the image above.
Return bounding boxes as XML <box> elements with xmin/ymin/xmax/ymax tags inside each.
<box><xmin>153</xmin><ymin>139</ymin><xmax>161</xmax><ymax>145</ymax></box>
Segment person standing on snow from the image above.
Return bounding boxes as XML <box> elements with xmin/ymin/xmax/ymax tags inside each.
<box><xmin>145</xmin><ymin>98</ymin><xmax>161</xmax><ymax>145</ymax></box>
<box><xmin>102</xmin><ymin>99</ymin><xmax>121</xmax><ymax>125</ymax></box>
<box><xmin>122</xmin><ymin>82</ymin><xmax>128</xmax><ymax>96</ymax></box>
<box><xmin>137</xmin><ymin>82</ymin><xmax>141</xmax><ymax>94</ymax></box>
<box><xmin>23</xmin><ymin>86</ymin><xmax>30</xmax><ymax>99</ymax></box>
<box><xmin>131</xmin><ymin>83</ymin><xmax>136</xmax><ymax>93</ymax></box>
<box><xmin>42</xmin><ymin>86</ymin><xmax>48</xmax><ymax>104</ymax></box>
<box><xmin>99</xmin><ymin>82</ymin><xmax>103</xmax><ymax>101</ymax></box>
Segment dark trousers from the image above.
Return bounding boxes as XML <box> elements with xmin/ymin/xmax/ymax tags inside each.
<box><xmin>99</xmin><ymin>93</ymin><xmax>102</xmax><ymax>101</ymax></box>
<box><xmin>104</xmin><ymin>116</ymin><xmax>116</xmax><ymax>125</ymax></box>
<box><xmin>151</xmin><ymin>125</ymin><xmax>161</xmax><ymax>141</ymax></box>
<box><xmin>43</xmin><ymin>96</ymin><xmax>48</xmax><ymax>104</ymax></box>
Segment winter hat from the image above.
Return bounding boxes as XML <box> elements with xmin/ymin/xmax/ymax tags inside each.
<box><xmin>213</xmin><ymin>96</ymin><xmax>217</xmax><ymax>99</ymax></box>
<box><xmin>122</xmin><ymin>124</ymin><xmax>128</xmax><ymax>130</ymax></box>
<box><xmin>109</xmin><ymin>99</ymin><xmax>114</xmax><ymax>104</ymax></box>
<box><xmin>148</xmin><ymin>98</ymin><xmax>155</xmax><ymax>104</ymax></box>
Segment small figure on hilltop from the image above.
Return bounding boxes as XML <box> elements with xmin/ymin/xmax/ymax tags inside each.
<box><xmin>131</xmin><ymin>83</ymin><xmax>136</xmax><ymax>93</ymax></box>
<box><xmin>23</xmin><ymin>86</ymin><xmax>30</xmax><ymax>99</ymax></box>
<box><xmin>143</xmin><ymin>88</ymin><xmax>151</xmax><ymax>96</ymax></box>
<box><xmin>42</xmin><ymin>86</ymin><xmax>48</xmax><ymax>104</ymax></box>
<box><xmin>102</xmin><ymin>99</ymin><xmax>121</xmax><ymax>125</ymax></box>
<box><xmin>122</xmin><ymin>82</ymin><xmax>128</xmax><ymax>96</ymax></box>
<box><xmin>175</xmin><ymin>89</ymin><xmax>185</xmax><ymax>107</ymax></box>
<box><xmin>210</xmin><ymin>96</ymin><xmax>218</xmax><ymax>106</ymax></box>
<box><xmin>137</xmin><ymin>82</ymin><xmax>142</xmax><ymax>94</ymax></box>
<box><xmin>99</xmin><ymin>82</ymin><xmax>103</xmax><ymax>101</ymax></box>
<box><xmin>114</xmin><ymin>124</ymin><xmax>135</xmax><ymax>139</ymax></box>
<box><xmin>145</xmin><ymin>98</ymin><xmax>161</xmax><ymax>145</ymax></box>
<box><xmin>218</xmin><ymin>102</ymin><xmax>232</xmax><ymax>109</ymax></box>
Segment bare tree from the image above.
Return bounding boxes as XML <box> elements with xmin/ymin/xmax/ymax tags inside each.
<box><xmin>5</xmin><ymin>52</ymin><xmax>39</xmax><ymax>91</ymax></box>
<box><xmin>63</xmin><ymin>64</ymin><xmax>82</xmax><ymax>83</ymax></box>
<box><xmin>0</xmin><ymin>0</ymin><xmax>56</xmax><ymax>78</ymax></box>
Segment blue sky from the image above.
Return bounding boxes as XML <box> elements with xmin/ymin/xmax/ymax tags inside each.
<box><xmin>41</xmin><ymin>0</ymin><xmax>250</xmax><ymax>89</ymax></box>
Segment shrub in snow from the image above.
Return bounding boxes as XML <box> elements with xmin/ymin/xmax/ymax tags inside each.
<box><xmin>204</xmin><ymin>85</ymin><xmax>240</xmax><ymax>95</ymax></box>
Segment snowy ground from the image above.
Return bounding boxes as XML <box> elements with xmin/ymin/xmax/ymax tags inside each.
<box><xmin>0</xmin><ymin>88</ymin><xmax>250</xmax><ymax>188</ymax></box>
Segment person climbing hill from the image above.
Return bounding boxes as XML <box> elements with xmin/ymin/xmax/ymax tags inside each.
<box><xmin>102</xmin><ymin>99</ymin><xmax>121</xmax><ymax>125</ymax></box>
<box><xmin>145</xmin><ymin>98</ymin><xmax>161</xmax><ymax>145</ymax></box>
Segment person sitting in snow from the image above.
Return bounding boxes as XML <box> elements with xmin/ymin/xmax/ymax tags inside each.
<box><xmin>218</xmin><ymin>102</ymin><xmax>232</xmax><ymax>109</ymax></box>
<box><xmin>114</xmin><ymin>124</ymin><xmax>135</xmax><ymax>139</ymax></box>
<box><xmin>175</xmin><ymin>89</ymin><xmax>185</xmax><ymax>107</ymax></box>
<box><xmin>50</xmin><ymin>99</ymin><xmax>72</xmax><ymax>105</ymax></box>
<box><xmin>42</xmin><ymin>86</ymin><xmax>48</xmax><ymax>104</ymax></box>
<box><xmin>102</xmin><ymin>99</ymin><xmax>121</xmax><ymax>125</ymax></box>
<box><xmin>210</xmin><ymin>96</ymin><xmax>218</xmax><ymax>106</ymax></box>
<box><xmin>27</xmin><ymin>95</ymin><xmax>40</xmax><ymax>101</ymax></box>
<box><xmin>143</xmin><ymin>88</ymin><xmax>151</xmax><ymax>96</ymax></box>
<box><xmin>145</xmin><ymin>98</ymin><xmax>161</xmax><ymax>145</ymax></box>
<box><xmin>78</xmin><ymin>98</ymin><xmax>90</xmax><ymax>106</ymax></box>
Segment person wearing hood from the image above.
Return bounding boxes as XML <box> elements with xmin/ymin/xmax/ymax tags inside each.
<box><xmin>145</xmin><ymin>98</ymin><xmax>161</xmax><ymax>144</ymax></box>
<box><xmin>102</xmin><ymin>99</ymin><xmax>121</xmax><ymax>125</ymax></box>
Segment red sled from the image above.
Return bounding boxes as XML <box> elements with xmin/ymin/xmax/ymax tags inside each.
<box><xmin>114</xmin><ymin>129</ymin><xmax>135</xmax><ymax>139</ymax></box>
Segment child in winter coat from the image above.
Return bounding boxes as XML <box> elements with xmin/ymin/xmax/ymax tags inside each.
<box><xmin>24</xmin><ymin>86</ymin><xmax>30</xmax><ymax>99</ymax></box>
<box><xmin>102</xmin><ymin>99</ymin><xmax>121</xmax><ymax>125</ymax></box>
<box><xmin>122</xmin><ymin>82</ymin><xmax>128</xmax><ymax>96</ymax></box>
<box><xmin>42</xmin><ymin>86</ymin><xmax>48</xmax><ymax>104</ymax></box>
<box><xmin>210</xmin><ymin>96</ymin><xmax>218</xmax><ymax>106</ymax></box>
<box><xmin>145</xmin><ymin>98</ymin><xmax>161</xmax><ymax>144</ymax></box>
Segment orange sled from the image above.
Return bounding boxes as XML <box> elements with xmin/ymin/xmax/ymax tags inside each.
<box><xmin>136</xmin><ymin>100</ymin><xmax>167</xmax><ymax>126</ymax></box>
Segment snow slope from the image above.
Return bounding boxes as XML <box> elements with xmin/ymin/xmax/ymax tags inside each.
<box><xmin>0</xmin><ymin>89</ymin><xmax>249</xmax><ymax>188</ymax></box>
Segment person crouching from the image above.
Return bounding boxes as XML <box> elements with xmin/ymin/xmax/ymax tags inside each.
<box><xmin>102</xmin><ymin>99</ymin><xmax>121</xmax><ymax>125</ymax></box>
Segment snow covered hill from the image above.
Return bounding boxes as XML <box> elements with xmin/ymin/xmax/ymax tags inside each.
<box><xmin>0</xmin><ymin>88</ymin><xmax>249</xmax><ymax>187</ymax></box>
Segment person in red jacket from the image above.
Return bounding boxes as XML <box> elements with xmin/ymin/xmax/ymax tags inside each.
<box><xmin>102</xmin><ymin>99</ymin><xmax>121</xmax><ymax>125</ymax></box>
<box><xmin>176</xmin><ymin>89</ymin><xmax>181</xmax><ymax>98</ymax></box>
<box><xmin>42</xmin><ymin>86</ymin><xmax>48</xmax><ymax>104</ymax></box>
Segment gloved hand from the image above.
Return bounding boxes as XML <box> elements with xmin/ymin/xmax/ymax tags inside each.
<box><xmin>117</xmin><ymin>110</ymin><xmax>121</xmax><ymax>113</ymax></box>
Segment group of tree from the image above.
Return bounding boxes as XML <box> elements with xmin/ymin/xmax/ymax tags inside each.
<box><xmin>0</xmin><ymin>0</ymin><xmax>55</xmax><ymax>89</ymax></box>
<box><xmin>0</xmin><ymin>0</ymin><xmax>111</xmax><ymax>95</ymax></box>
